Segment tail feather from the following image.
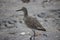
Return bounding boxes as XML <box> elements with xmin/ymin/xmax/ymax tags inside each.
<box><xmin>37</xmin><ymin>28</ymin><xmax>46</xmax><ymax>31</ymax></box>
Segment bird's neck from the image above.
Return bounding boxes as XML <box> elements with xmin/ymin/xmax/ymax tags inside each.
<box><xmin>23</xmin><ymin>9</ymin><xmax>28</xmax><ymax>17</ymax></box>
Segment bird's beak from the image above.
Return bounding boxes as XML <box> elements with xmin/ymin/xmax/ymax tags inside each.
<box><xmin>16</xmin><ymin>9</ymin><xmax>22</xmax><ymax>12</ymax></box>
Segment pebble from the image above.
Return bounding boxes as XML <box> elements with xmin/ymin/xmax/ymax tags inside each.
<box><xmin>43</xmin><ymin>34</ymin><xmax>47</xmax><ymax>37</ymax></box>
<box><xmin>20</xmin><ymin>32</ymin><xmax>26</xmax><ymax>35</ymax></box>
<box><xmin>2</xmin><ymin>21</ymin><xmax>6</xmax><ymax>23</ymax></box>
<box><xmin>49</xmin><ymin>9</ymin><xmax>60</xmax><ymax>12</ymax></box>
<box><xmin>19</xmin><ymin>21</ymin><xmax>23</xmax><ymax>23</ymax></box>
<box><xmin>13</xmin><ymin>20</ymin><xmax>17</xmax><ymax>23</ymax></box>
<box><xmin>4</xmin><ymin>24</ymin><xmax>7</xmax><ymax>27</ymax></box>
<box><xmin>58</xmin><ymin>16</ymin><xmax>60</xmax><ymax>18</ymax></box>
<box><xmin>44</xmin><ymin>20</ymin><xmax>48</xmax><ymax>22</ymax></box>
<box><xmin>21</xmin><ymin>0</ymin><xmax>30</xmax><ymax>3</ymax></box>
<box><xmin>57</xmin><ymin>29</ymin><xmax>60</xmax><ymax>31</ymax></box>
<box><xmin>8</xmin><ymin>21</ymin><xmax>13</xmax><ymax>24</ymax></box>
<box><xmin>37</xmin><ymin>12</ymin><xmax>46</xmax><ymax>18</ymax></box>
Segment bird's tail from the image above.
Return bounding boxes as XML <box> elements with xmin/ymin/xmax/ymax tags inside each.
<box><xmin>37</xmin><ymin>28</ymin><xmax>46</xmax><ymax>31</ymax></box>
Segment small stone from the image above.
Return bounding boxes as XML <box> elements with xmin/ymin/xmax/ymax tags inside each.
<box><xmin>4</xmin><ymin>24</ymin><xmax>7</xmax><ymax>27</ymax></box>
<box><xmin>19</xmin><ymin>21</ymin><xmax>22</xmax><ymax>23</ymax></box>
<box><xmin>58</xmin><ymin>16</ymin><xmax>60</xmax><ymax>18</ymax></box>
<box><xmin>21</xmin><ymin>0</ymin><xmax>30</xmax><ymax>3</ymax></box>
<box><xmin>8</xmin><ymin>20</ymin><xmax>17</xmax><ymax>24</ymax></box>
<box><xmin>41</xmin><ymin>12</ymin><xmax>45</xmax><ymax>15</ymax></box>
<box><xmin>37</xmin><ymin>14</ymin><xmax>41</xmax><ymax>17</ymax></box>
<box><xmin>13</xmin><ymin>20</ymin><xmax>17</xmax><ymax>23</ymax></box>
<box><xmin>8</xmin><ymin>32</ymin><xmax>16</xmax><ymax>35</ymax></box>
<box><xmin>43</xmin><ymin>34</ymin><xmax>47</xmax><ymax>37</ymax></box>
<box><xmin>57</xmin><ymin>12</ymin><xmax>60</xmax><ymax>14</ymax></box>
<box><xmin>50</xmin><ymin>10</ymin><xmax>56</xmax><ymax>12</ymax></box>
<box><xmin>0</xmin><ymin>24</ymin><xmax>1</xmax><ymax>26</ymax></box>
<box><xmin>44</xmin><ymin>20</ymin><xmax>47</xmax><ymax>22</ymax></box>
<box><xmin>8</xmin><ymin>21</ymin><xmax>13</xmax><ymax>24</ymax></box>
<box><xmin>5</xmin><ymin>23</ymin><xmax>15</xmax><ymax>28</ymax></box>
<box><xmin>20</xmin><ymin>32</ymin><xmax>26</xmax><ymax>35</ymax></box>
<box><xmin>37</xmin><ymin>13</ymin><xmax>46</xmax><ymax>18</ymax></box>
<box><xmin>52</xmin><ymin>20</ymin><xmax>55</xmax><ymax>22</ymax></box>
<box><xmin>2</xmin><ymin>21</ymin><xmax>6</xmax><ymax>23</ymax></box>
<box><xmin>57</xmin><ymin>29</ymin><xmax>60</xmax><ymax>31</ymax></box>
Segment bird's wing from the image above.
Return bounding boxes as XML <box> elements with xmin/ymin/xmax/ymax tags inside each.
<box><xmin>25</xmin><ymin>17</ymin><xmax>45</xmax><ymax>30</ymax></box>
<box><xmin>24</xmin><ymin>17</ymin><xmax>46</xmax><ymax>31</ymax></box>
<box><xmin>31</xmin><ymin>18</ymin><xmax>43</xmax><ymax>28</ymax></box>
<box><xmin>32</xmin><ymin>18</ymin><xmax>46</xmax><ymax>31</ymax></box>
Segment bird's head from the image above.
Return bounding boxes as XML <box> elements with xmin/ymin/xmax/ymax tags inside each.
<box><xmin>16</xmin><ymin>7</ymin><xmax>27</xmax><ymax>12</ymax></box>
<box><xmin>16</xmin><ymin>7</ymin><xmax>28</xmax><ymax>17</ymax></box>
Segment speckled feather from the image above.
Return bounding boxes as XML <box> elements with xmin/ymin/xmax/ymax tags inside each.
<box><xmin>24</xmin><ymin>16</ymin><xmax>46</xmax><ymax>31</ymax></box>
<box><xmin>16</xmin><ymin>7</ymin><xmax>46</xmax><ymax>31</ymax></box>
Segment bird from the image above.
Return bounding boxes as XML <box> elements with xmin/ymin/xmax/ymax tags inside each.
<box><xmin>16</xmin><ymin>7</ymin><xmax>46</xmax><ymax>40</ymax></box>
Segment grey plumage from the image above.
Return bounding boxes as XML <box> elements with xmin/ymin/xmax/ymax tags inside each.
<box><xmin>16</xmin><ymin>7</ymin><xmax>46</xmax><ymax>31</ymax></box>
<box><xmin>16</xmin><ymin>7</ymin><xmax>46</xmax><ymax>40</ymax></box>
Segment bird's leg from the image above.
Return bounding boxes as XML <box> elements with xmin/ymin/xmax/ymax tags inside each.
<box><xmin>33</xmin><ymin>29</ymin><xmax>35</xmax><ymax>40</ymax></box>
<box><xmin>30</xmin><ymin>29</ymin><xmax>35</xmax><ymax>40</ymax></box>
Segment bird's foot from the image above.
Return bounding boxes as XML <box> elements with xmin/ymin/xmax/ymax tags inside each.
<box><xmin>30</xmin><ymin>35</ymin><xmax>35</xmax><ymax>40</ymax></box>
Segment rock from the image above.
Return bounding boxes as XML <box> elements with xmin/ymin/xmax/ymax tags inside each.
<box><xmin>4</xmin><ymin>24</ymin><xmax>7</xmax><ymax>27</ymax></box>
<box><xmin>8</xmin><ymin>32</ymin><xmax>17</xmax><ymax>35</ymax></box>
<box><xmin>5</xmin><ymin>23</ymin><xmax>16</xmax><ymax>28</ymax></box>
<box><xmin>37</xmin><ymin>12</ymin><xmax>46</xmax><ymax>18</ymax></box>
<box><xmin>21</xmin><ymin>0</ymin><xmax>30</xmax><ymax>3</ymax></box>
<box><xmin>8</xmin><ymin>21</ymin><xmax>13</xmax><ymax>24</ymax></box>
<box><xmin>0</xmin><ymin>23</ymin><xmax>1</xmax><ymax>26</ymax></box>
<box><xmin>12</xmin><ymin>20</ymin><xmax>17</xmax><ymax>23</ymax></box>
<box><xmin>58</xmin><ymin>15</ymin><xmax>60</xmax><ymax>18</ymax></box>
<box><xmin>49</xmin><ymin>9</ymin><xmax>60</xmax><ymax>12</ymax></box>
<box><xmin>2</xmin><ymin>21</ymin><xmax>6</xmax><ymax>23</ymax></box>
<box><xmin>44</xmin><ymin>20</ymin><xmax>48</xmax><ymax>22</ymax></box>
<box><xmin>43</xmin><ymin>34</ymin><xmax>47</xmax><ymax>37</ymax></box>
<box><xmin>19</xmin><ymin>21</ymin><xmax>23</xmax><ymax>23</ymax></box>
<box><xmin>7</xmin><ymin>20</ymin><xmax>17</xmax><ymax>24</ymax></box>
<box><xmin>57</xmin><ymin>29</ymin><xmax>60</xmax><ymax>31</ymax></box>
